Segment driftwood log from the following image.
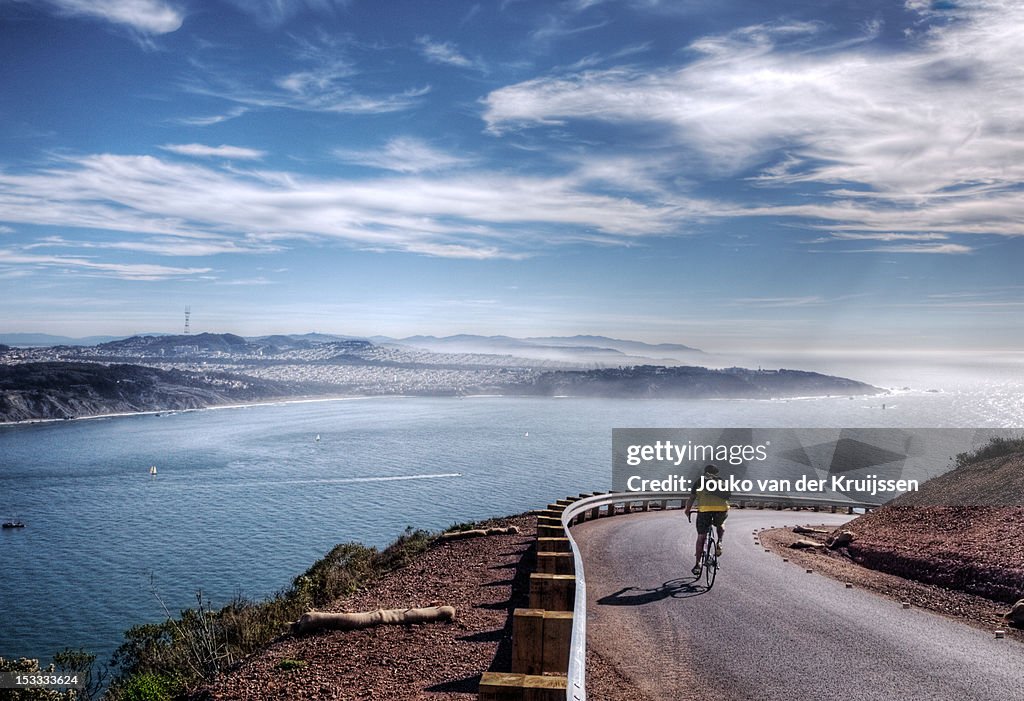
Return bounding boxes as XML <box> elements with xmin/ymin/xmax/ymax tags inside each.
<box><xmin>826</xmin><ymin>530</ymin><xmax>855</xmax><ymax>549</ymax></box>
<box><xmin>292</xmin><ymin>606</ymin><xmax>456</xmax><ymax>635</ymax></box>
<box><xmin>439</xmin><ymin>526</ymin><xmax>520</xmax><ymax>541</ymax></box>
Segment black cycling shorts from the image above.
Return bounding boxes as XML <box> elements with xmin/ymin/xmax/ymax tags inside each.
<box><xmin>695</xmin><ymin>511</ymin><xmax>728</xmax><ymax>534</ymax></box>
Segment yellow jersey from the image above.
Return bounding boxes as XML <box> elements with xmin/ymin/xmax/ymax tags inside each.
<box><xmin>693</xmin><ymin>484</ymin><xmax>730</xmax><ymax>512</ymax></box>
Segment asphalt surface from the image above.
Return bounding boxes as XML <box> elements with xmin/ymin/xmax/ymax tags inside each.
<box><xmin>574</xmin><ymin>509</ymin><xmax>1024</xmax><ymax>701</ymax></box>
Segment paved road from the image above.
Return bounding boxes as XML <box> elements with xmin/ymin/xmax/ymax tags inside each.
<box><xmin>574</xmin><ymin>509</ymin><xmax>1023</xmax><ymax>701</ymax></box>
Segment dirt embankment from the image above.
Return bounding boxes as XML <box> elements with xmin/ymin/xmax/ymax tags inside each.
<box><xmin>836</xmin><ymin>449</ymin><xmax>1024</xmax><ymax>605</ymax></box>
<box><xmin>195</xmin><ymin>515</ymin><xmax>536</xmax><ymax>701</ymax></box>
<box><xmin>841</xmin><ymin>505</ymin><xmax>1024</xmax><ymax>603</ymax></box>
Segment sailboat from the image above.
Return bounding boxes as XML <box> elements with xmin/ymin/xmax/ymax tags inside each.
<box><xmin>149</xmin><ymin>465</ymin><xmax>158</xmax><ymax>476</ymax></box>
<box><xmin>315</xmin><ymin>434</ymin><xmax>321</xmax><ymax>443</ymax></box>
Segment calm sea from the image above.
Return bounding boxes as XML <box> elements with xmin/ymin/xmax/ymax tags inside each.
<box><xmin>2</xmin><ymin>361</ymin><xmax>1023</xmax><ymax>667</ymax></box>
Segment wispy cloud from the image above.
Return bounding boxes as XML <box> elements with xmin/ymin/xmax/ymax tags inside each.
<box><xmin>0</xmin><ymin>250</ymin><xmax>210</xmax><ymax>280</ymax></box>
<box><xmin>160</xmin><ymin>143</ymin><xmax>266</xmax><ymax>160</ymax></box>
<box><xmin>415</xmin><ymin>36</ymin><xmax>478</xmax><ymax>69</ymax></box>
<box><xmin>183</xmin><ymin>35</ymin><xmax>428</xmax><ymax>116</ymax></box>
<box><xmin>826</xmin><ymin>232</ymin><xmax>951</xmax><ymax>242</ymax></box>
<box><xmin>219</xmin><ymin>0</ymin><xmax>350</xmax><ymax>26</ymax></box>
<box><xmin>23</xmin><ymin>235</ymin><xmax>281</xmax><ymax>257</ymax></box>
<box><xmin>845</xmin><ymin>243</ymin><xmax>974</xmax><ymax>255</ymax></box>
<box><xmin>733</xmin><ymin>296</ymin><xmax>825</xmax><ymax>307</ymax></box>
<box><xmin>483</xmin><ymin>4</ymin><xmax>1024</xmax><ymax>241</ymax></box>
<box><xmin>334</xmin><ymin>137</ymin><xmax>473</xmax><ymax>173</ymax></box>
<box><xmin>0</xmin><ymin>153</ymin><xmax>689</xmax><ymax>260</ymax></box>
<box><xmin>30</xmin><ymin>0</ymin><xmax>184</xmax><ymax>34</ymax></box>
<box><xmin>174</xmin><ymin>107</ymin><xmax>249</xmax><ymax>126</ymax></box>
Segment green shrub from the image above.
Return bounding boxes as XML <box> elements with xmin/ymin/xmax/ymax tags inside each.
<box><xmin>954</xmin><ymin>435</ymin><xmax>1024</xmax><ymax>469</ymax></box>
<box><xmin>114</xmin><ymin>673</ymin><xmax>181</xmax><ymax>701</ymax></box>
<box><xmin>274</xmin><ymin>659</ymin><xmax>307</xmax><ymax>672</ymax></box>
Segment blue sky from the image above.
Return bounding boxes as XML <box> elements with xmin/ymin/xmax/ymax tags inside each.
<box><xmin>1</xmin><ymin>0</ymin><xmax>1023</xmax><ymax>351</ymax></box>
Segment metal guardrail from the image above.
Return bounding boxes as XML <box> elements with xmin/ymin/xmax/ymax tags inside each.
<box><xmin>557</xmin><ymin>491</ymin><xmax>877</xmax><ymax>701</ymax></box>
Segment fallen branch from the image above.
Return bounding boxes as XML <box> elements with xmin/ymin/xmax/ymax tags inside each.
<box><xmin>291</xmin><ymin>606</ymin><xmax>456</xmax><ymax>635</ymax></box>
<box><xmin>439</xmin><ymin>526</ymin><xmax>520</xmax><ymax>541</ymax></box>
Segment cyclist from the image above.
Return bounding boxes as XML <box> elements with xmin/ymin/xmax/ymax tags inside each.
<box><xmin>685</xmin><ymin>464</ymin><xmax>730</xmax><ymax>576</ymax></box>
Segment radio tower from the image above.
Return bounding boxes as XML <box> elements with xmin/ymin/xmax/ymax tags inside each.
<box><xmin>184</xmin><ymin>306</ymin><xmax>191</xmax><ymax>335</ymax></box>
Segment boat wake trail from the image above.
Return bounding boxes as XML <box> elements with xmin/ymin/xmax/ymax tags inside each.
<box><xmin>222</xmin><ymin>472</ymin><xmax>463</xmax><ymax>488</ymax></box>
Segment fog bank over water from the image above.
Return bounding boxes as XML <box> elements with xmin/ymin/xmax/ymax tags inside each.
<box><xmin>703</xmin><ymin>350</ymin><xmax>1024</xmax><ymax>392</ymax></box>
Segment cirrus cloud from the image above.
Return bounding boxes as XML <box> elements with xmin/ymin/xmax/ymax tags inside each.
<box><xmin>482</xmin><ymin>2</ymin><xmax>1024</xmax><ymax>241</ymax></box>
<box><xmin>28</xmin><ymin>0</ymin><xmax>184</xmax><ymax>34</ymax></box>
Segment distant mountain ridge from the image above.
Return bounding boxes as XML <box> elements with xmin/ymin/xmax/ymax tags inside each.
<box><xmin>0</xmin><ymin>330</ymin><xmax>703</xmax><ymax>357</ymax></box>
<box><xmin>95</xmin><ymin>333</ymin><xmax>372</xmax><ymax>356</ymax></box>
<box><xmin>524</xmin><ymin>335</ymin><xmax>702</xmax><ymax>354</ymax></box>
<box><xmin>0</xmin><ymin>333</ymin><xmax>134</xmax><ymax>347</ymax></box>
<box><xmin>384</xmin><ymin>333</ymin><xmax>704</xmax><ymax>362</ymax></box>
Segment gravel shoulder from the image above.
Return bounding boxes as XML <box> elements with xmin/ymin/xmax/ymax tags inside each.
<box><xmin>759</xmin><ymin>522</ymin><xmax>1021</xmax><ymax>641</ymax></box>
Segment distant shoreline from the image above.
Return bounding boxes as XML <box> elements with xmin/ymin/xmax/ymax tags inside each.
<box><xmin>0</xmin><ymin>388</ymin><xmax>897</xmax><ymax>430</ymax></box>
<box><xmin>0</xmin><ymin>393</ymin><xmax>400</xmax><ymax>428</ymax></box>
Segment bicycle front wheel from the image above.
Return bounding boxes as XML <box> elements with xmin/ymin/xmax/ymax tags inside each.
<box><xmin>704</xmin><ymin>538</ymin><xmax>718</xmax><ymax>589</ymax></box>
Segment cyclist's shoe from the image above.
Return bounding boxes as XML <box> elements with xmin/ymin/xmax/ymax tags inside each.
<box><xmin>691</xmin><ymin>563</ymin><xmax>702</xmax><ymax>576</ymax></box>
<box><xmin>715</xmin><ymin>543</ymin><xmax>723</xmax><ymax>557</ymax></box>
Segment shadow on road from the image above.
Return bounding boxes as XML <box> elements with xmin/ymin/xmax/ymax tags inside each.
<box><xmin>597</xmin><ymin>576</ymin><xmax>709</xmax><ymax>605</ymax></box>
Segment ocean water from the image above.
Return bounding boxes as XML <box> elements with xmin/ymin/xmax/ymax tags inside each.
<box><xmin>2</xmin><ymin>365</ymin><xmax>1023</xmax><ymax>668</ymax></box>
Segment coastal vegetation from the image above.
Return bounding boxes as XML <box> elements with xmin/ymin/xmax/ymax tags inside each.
<box><xmin>102</xmin><ymin>527</ymin><xmax>432</xmax><ymax>700</ymax></box>
<box><xmin>5</xmin><ymin>528</ymin><xmax>433</xmax><ymax>701</ymax></box>
<box><xmin>953</xmin><ymin>434</ymin><xmax>1024</xmax><ymax>470</ymax></box>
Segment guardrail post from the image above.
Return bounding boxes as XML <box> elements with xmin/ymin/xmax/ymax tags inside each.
<box><xmin>478</xmin><ymin>672</ymin><xmax>567</xmax><ymax>700</ymax></box>
<box><xmin>536</xmin><ymin>551</ymin><xmax>574</xmax><ymax>575</ymax></box>
<box><xmin>529</xmin><ymin>573</ymin><xmax>576</xmax><ymax>611</ymax></box>
<box><xmin>512</xmin><ymin>609</ymin><xmax>545</xmax><ymax>674</ymax></box>
<box><xmin>541</xmin><ymin>611</ymin><xmax>573</xmax><ymax>674</ymax></box>
<box><xmin>537</xmin><ymin>537</ymin><xmax>571</xmax><ymax>553</ymax></box>
<box><xmin>537</xmin><ymin>524</ymin><xmax>564</xmax><ymax>538</ymax></box>
<box><xmin>537</xmin><ymin>516</ymin><xmax>561</xmax><ymax>529</ymax></box>
<box><xmin>511</xmin><ymin>609</ymin><xmax>573</xmax><ymax>676</ymax></box>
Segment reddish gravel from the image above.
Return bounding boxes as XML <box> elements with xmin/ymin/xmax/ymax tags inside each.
<box><xmin>828</xmin><ymin>450</ymin><xmax>1024</xmax><ymax>606</ymax></box>
<box><xmin>196</xmin><ymin>515</ymin><xmax>536</xmax><ymax>700</ymax></box>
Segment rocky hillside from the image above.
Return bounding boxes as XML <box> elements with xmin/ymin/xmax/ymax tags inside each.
<box><xmin>0</xmin><ymin>362</ymin><xmax>305</xmax><ymax>422</ymax></box>
<box><xmin>525</xmin><ymin>365</ymin><xmax>879</xmax><ymax>399</ymax></box>
<box><xmin>832</xmin><ymin>441</ymin><xmax>1024</xmax><ymax>603</ymax></box>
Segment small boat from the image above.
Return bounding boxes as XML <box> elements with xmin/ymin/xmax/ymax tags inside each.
<box><xmin>2</xmin><ymin>521</ymin><xmax>25</xmax><ymax>529</ymax></box>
